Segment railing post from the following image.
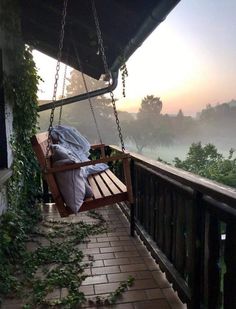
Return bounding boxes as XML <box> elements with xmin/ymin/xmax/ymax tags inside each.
<box><xmin>224</xmin><ymin>221</ymin><xmax>236</xmax><ymax>309</ymax></box>
<box><xmin>207</xmin><ymin>215</ymin><xmax>221</xmax><ymax>309</ymax></box>
<box><xmin>189</xmin><ymin>191</ymin><xmax>205</xmax><ymax>309</ymax></box>
<box><xmin>123</xmin><ymin>156</ymin><xmax>135</xmax><ymax>237</ymax></box>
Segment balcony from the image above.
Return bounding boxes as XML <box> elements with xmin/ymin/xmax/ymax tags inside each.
<box><xmin>2</xmin><ymin>147</ymin><xmax>235</xmax><ymax>309</ymax></box>
<box><xmin>2</xmin><ymin>203</ymin><xmax>186</xmax><ymax>309</ymax></box>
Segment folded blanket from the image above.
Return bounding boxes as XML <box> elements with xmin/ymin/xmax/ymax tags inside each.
<box><xmin>50</xmin><ymin>125</ymin><xmax>109</xmax><ymax>213</ymax></box>
<box><xmin>51</xmin><ymin>125</ymin><xmax>109</xmax><ymax>177</ymax></box>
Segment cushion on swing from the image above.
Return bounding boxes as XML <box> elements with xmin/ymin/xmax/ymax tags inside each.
<box><xmin>51</xmin><ymin>144</ymin><xmax>78</xmax><ymax>163</ymax></box>
<box><xmin>52</xmin><ymin>144</ymin><xmax>93</xmax><ymax>213</ymax></box>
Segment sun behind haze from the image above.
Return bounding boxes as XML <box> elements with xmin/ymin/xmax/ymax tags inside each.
<box><xmin>34</xmin><ymin>0</ymin><xmax>236</xmax><ymax>116</ymax></box>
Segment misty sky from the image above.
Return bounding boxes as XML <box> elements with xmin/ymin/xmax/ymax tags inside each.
<box><xmin>35</xmin><ymin>0</ymin><xmax>236</xmax><ymax>116</ymax></box>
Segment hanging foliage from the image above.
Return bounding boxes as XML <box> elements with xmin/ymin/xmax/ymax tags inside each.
<box><xmin>4</xmin><ymin>45</ymin><xmax>42</xmax><ymax>208</ymax></box>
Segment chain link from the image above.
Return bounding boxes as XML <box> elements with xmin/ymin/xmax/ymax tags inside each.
<box><xmin>58</xmin><ymin>64</ymin><xmax>68</xmax><ymax>125</ymax></box>
<box><xmin>45</xmin><ymin>0</ymin><xmax>69</xmax><ymax>163</ymax></box>
<box><xmin>91</xmin><ymin>0</ymin><xmax>125</xmax><ymax>152</ymax></box>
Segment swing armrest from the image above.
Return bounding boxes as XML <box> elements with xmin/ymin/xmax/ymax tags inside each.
<box><xmin>90</xmin><ymin>143</ymin><xmax>105</xmax><ymax>150</ymax></box>
<box><xmin>46</xmin><ymin>154</ymin><xmax>130</xmax><ymax>174</ymax></box>
<box><xmin>90</xmin><ymin>143</ymin><xmax>106</xmax><ymax>158</ymax></box>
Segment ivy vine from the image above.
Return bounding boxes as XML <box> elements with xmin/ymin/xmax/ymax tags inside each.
<box><xmin>0</xmin><ymin>6</ymin><xmax>43</xmax><ymax>305</ymax></box>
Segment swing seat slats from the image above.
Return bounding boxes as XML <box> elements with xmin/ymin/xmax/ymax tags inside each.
<box><xmin>31</xmin><ymin>132</ymin><xmax>133</xmax><ymax>217</ymax></box>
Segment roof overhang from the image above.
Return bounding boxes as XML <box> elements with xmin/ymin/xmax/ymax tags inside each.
<box><xmin>20</xmin><ymin>0</ymin><xmax>180</xmax><ymax>79</ymax></box>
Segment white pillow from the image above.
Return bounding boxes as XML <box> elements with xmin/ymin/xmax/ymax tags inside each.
<box><xmin>51</xmin><ymin>144</ymin><xmax>93</xmax><ymax>213</ymax></box>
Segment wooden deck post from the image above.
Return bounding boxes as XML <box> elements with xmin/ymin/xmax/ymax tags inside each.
<box><xmin>123</xmin><ymin>156</ymin><xmax>135</xmax><ymax>236</ymax></box>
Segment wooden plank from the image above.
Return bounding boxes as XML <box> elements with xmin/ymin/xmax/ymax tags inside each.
<box><xmin>48</xmin><ymin>154</ymin><xmax>129</xmax><ymax>173</ymax></box>
<box><xmin>111</xmin><ymin>147</ymin><xmax>236</xmax><ymax>208</ymax></box>
<box><xmin>164</xmin><ymin>187</ymin><xmax>173</xmax><ymax>260</ymax></box>
<box><xmin>123</xmin><ymin>157</ymin><xmax>133</xmax><ymax>203</ymax></box>
<box><xmin>80</xmin><ymin>191</ymin><xmax>128</xmax><ymax>212</ymax></box>
<box><xmin>94</xmin><ymin>173</ymin><xmax>111</xmax><ymax>197</ymax></box>
<box><xmin>88</xmin><ymin>175</ymin><xmax>102</xmax><ymax>199</ymax></box>
<box><xmin>175</xmin><ymin>194</ymin><xmax>186</xmax><ymax>276</ymax></box>
<box><xmin>100</xmin><ymin>171</ymin><xmax>121</xmax><ymax>194</ymax></box>
<box><xmin>106</xmin><ymin>169</ymin><xmax>127</xmax><ymax>192</ymax></box>
<box><xmin>224</xmin><ymin>222</ymin><xmax>236</xmax><ymax>309</ymax></box>
<box><xmin>207</xmin><ymin>215</ymin><xmax>221</xmax><ymax>309</ymax></box>
<box><xmin>149</xmin><ymin>175</ymin><xmax>155</xmax><ymax>240</ymax></box>
<box><xmin>157</xmin><ymin>183</ymin><xmax>165</xmax><ymax>250</ymax></box>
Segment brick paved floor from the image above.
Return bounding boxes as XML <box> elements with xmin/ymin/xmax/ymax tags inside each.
<box><xmin>2</xmin><ymin>204</ymin><xmax>187</xmax><ymax>309</ymax></box>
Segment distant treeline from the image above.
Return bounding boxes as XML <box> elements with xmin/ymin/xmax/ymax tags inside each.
<box><xmin>38</xmin><ymin>69</ymin><xmax>236</xmax><ymax>153</ymax></box>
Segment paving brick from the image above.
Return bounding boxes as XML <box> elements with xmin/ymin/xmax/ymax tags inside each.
<box><xmin>145</xmin><ymin>288</ymin><xmax>165</xmax><ymax>299</ymax></box>
<box><xmin>83</xmin><ymin>275</ymin><xmax>108</xmax><ymax>285</ymax></box>
<box><xmin>95</xmin><ymin>282</ymin><xmax>120</xmax><ymax>294</ymax></box>
<box><xmin>93</xmin><ymin>253</ymin><xmax>115</xmax><ymax>260</ymax></box>
<box><xmin>86</xmin><ymin>238</ymin><xmax>97</xmax><ymax>243</ymax></box>
<box><xmin>123</xmin><ymin>245</ymin><xmax>138</xmax><ymax>251</ymax></box>
<box><xmin>128</xmin><ymin>257</ymin><xmax>145</xmax><ymax>264</ymax></box>
<box><xmin>143</xmin><ymin>257</ymin><xmax>160</xmax><ymax>270</ymax></box>
<box><xmin>100</xmin><ymin>246</ymin><xmax>124</xmax><ymax>253</ymax></box>
<box><xmin>83</xmin><ymin>248</ymin><xmax>100</xmax><ymax>255</ymax></box>
<box><xmin>116</xmin><ymin>290</ymin><xmax>147</xmax><ymax>303</ymax></box>
<box><xmin>107</xmin><ymin>271</ymin><xmax>153</xmax><ymax>283</ymax></box>
<box><xmin>129</xmin><ymin>279</ymin><xmax>158</xmax><ymax>290</ymax></box>
<box><xmin>162</xmin><ymin>288</ymin><xmax>187</xmax><ymax>309</ymax></box>
<box><xmin>107</xmin><ymin>231</ymin><xmax>129</xmax><ymax>237</ymax></box>
<box><xmin>87</xmin><ymin>242</ymin><xmax>110</xmax><ymax>249</ymax></box>
<box><xmin>92</xmin><ymin>266</ymin><xmax>120</xmax><ymax>275</ymax></box>
<box><xmin>114</xmin><ymin>251</ymin><xmax>140</xmax><ymax>258</ymax></box>
<box><xmin>110</xmin><ymin>240</ymin><xmax>135</xmax><ymax>247</ymax></box>
<box><xmin>97</xmin><ymin>236</ymin><xmax>119</xmax><ymax>242</ymax></box>
<box><xmin>134</xmin><ymin>299</ymin><xmax>171</xmax><ymax>309</ymax></box>
<box><xmin>104</xmin><ymin>258</ymin><xmax>130</xmax><ymax>266</ymax></box>
<box><xmin>120</xmin><ymin>263</ymin><xmax>148</xmax><ymax>272</ymax></box>
<box><xmin>79</xmin><ymin>285</ymin><xmax>94</xmax><ymax>296</ymax></box>
<box><xmin>87</xmin><ymin>302</ymin><xmax>133</xmax><ymax>309</ymax></box>
<box><xmin>152</xmin><ymin>271</ymin><xmax>171</xmax><ymax>288</ymax></box>
<box><xmin>91</xmin><ymin>260</ymin><xmax>104</xmax><ymax>267</ymax></box>
<box><xmin>119</xmin><ymin>236</ymin><xmax>133</xmax><ymax>241</ymax></box>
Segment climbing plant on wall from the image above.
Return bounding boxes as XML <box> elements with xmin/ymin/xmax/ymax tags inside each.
<box><xmin>0</xmin><ymin>1</ymin><xmax>42</xmax><ymax>301</ymax></box>
<box><xmin>5</xmin><ymin>45</ymin><xmax>41</xmax><ymax>209</ymax></box>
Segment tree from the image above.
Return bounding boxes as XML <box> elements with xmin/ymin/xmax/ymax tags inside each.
<box><xmin>137</xmin><ymin>95</ymin><xmax>162</xmax><ymax>124</ymax></box>
<box><xmin>174</xmin><ymin>142</ymin><xmax>236</xmax><ymax>188</ymax></box>
<box><xmin>62</xmin><ymin>69</ymin><xmax>118</xmax><ymax>144</ymax></box>
<box><xmin>124</xmin><ymin>95</ymin><xmax>173</xmax><ymax>153</ymax></box>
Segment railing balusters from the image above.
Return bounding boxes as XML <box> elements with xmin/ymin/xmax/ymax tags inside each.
<box><xmin>110</xmin><ymin>146</ymin><xmax>236</xmax><ymax>309</ymax></box>
<box><xmin>224</xmin><ymin>222</ymin><xmax>236</xmax><ymax>309</ymax></box>
<box><xmin>175</xmin><ymin>193</ymin><xmax>186</xmax><ymax>277</ymax></box>
<box><xmin>157</xmin><ymin>183</ymin><xmax>165</xmax><ymax>249</ymax></box>
<box><xmin>207</xmin><ymin>214</ymin><xmax>221</xmax><ymax>309</ymax></box>
<box><xmin>164</xmin><ymin>186</ymin><xmax>173</xmax><ymax>260</ymax></box>
<box><xmin>149</xmin><ymin>175</ymin><xmax>155</xmax><ymax>239</ymax></box>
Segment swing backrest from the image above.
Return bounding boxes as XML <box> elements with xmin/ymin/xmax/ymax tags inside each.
<box><xmin>31</xmin><ymin>132</ymin><xmax>73</xmax><ymax>217</ymax></box>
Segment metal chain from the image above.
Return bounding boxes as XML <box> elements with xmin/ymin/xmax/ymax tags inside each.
<box><xmin>58</xmin><ymin>64</ymin><xmax>68</xmax><ymax>125</ymax></box>
<box><xmin>46</xmin><ymin>0</ymin><xmax>69</xmax><ymax>161</ymax></box>
<box><xmin>91</xmin><ymin>0</ymin><xmax>125</xmax><ymax>151</ymax></box>
<box><xmin>81</xmin><ymin>70</ymin><xmax>103</xmax><ymax>144</ymax></box>
<box><xmin>73</xmin><ymin>44</ymin><xmax>103</xmax><ymax>144</ymax></box>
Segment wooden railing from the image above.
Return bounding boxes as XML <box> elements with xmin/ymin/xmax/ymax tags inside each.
<box><xmin>110</xmin><ymin>146</ymin><xmax>236</xmax><ymax>309</ymax></box>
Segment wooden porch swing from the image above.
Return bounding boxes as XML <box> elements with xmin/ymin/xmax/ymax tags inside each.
<box><xmin>31</xmin><ymin>0</ymin><xmax>135</xmax><ymax>235</ymax></box>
